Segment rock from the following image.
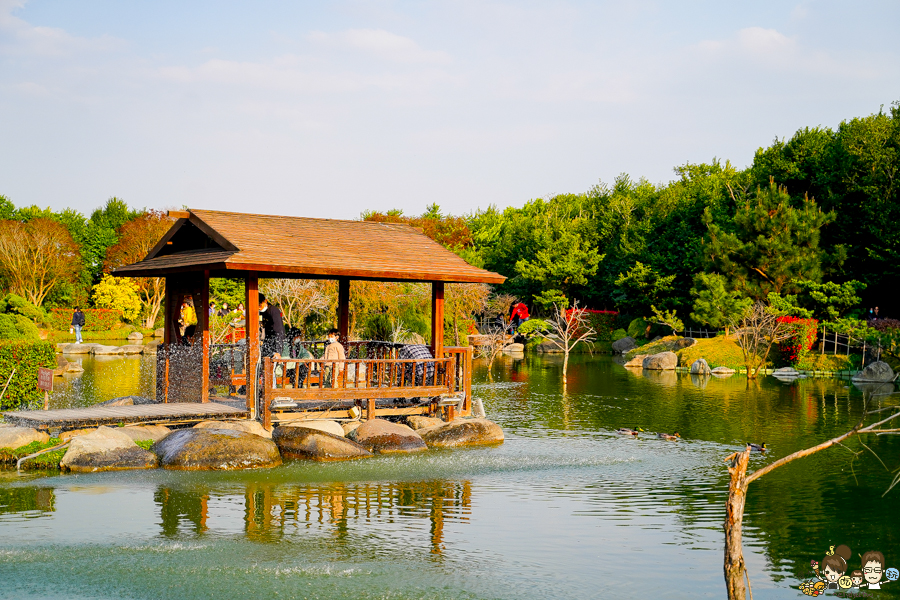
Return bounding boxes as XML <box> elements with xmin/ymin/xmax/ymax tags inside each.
<box><xmin>354</xmin><ymin>419</ymin><xmax>427</xmax><ymax>454</ymax></box>
<box><xmin>418</xmin><ymin>418</ymin><xmax>504</xmax><ymax>448</ymax></box>
<box><xmin>502</xmin><ymin>343</ymin><xmax>525</xmax><ymax>353</ymax></box>
<box><xmin>98</xmin><ymin>395</ymin><xmax>157</xmax><ymax>407</ymax></box>
<box><xmin>611</xmin><ymin>336</ymin><xmax>637</xmax><ymax>354</ymax></box>
<box><xmin>772</xmin><ymin>367</ymin><xmax>801</xmax><ymax>380</ymax></box>
<box><xmin>143</xmin><ymin>342</ymin><xmax>159</xmax><ymax>354</ymax></box>
<box><xmin>65</xmin><ymin>360</ymin><xmax>84</xmax><ymax>373</ymax></box>
<box><xmin>342</xmin><ymin>421</ymin><xmax>362</xmax><ymax>437</ymax></box>
<box><xmin>119</xmin><ymin>345</ymin><xmax>145</xmax><ymax>355</ymax></box>
<box><xmin>273</xmin><ymin>426</ymin><xmax>372</xmax><ymax>461</ymax></box>
<box><xmin>153</xmin><ymin>428</ymin><xmax>282</xmax><ymax>470</ymax></box>
<box><xmin>119</xmin><ymin>425</ymin><xmax>171</xmax><ymax>442</ymax></box>
<box><xmin>194</xmin><ymin>419</ymin><xmax>272</xmax><ymax>439</ymax></box>
<box><xmin>59</xmin><ymin>428</ymin><xmax>96</xmax><ymax>441</ymax></box>
<box><xmin>690</xmin><ymin>358</ymin><xmax>711</xmax><ymax>375</ymax></box>
<box><xmin>61</xmin><ymin>343</ymin><xmax>100</xmax><ymax>355</ymax></box>
<box><xmin>0</xmin><ymin>427</ymin><xmax>50</xmax><ymax>449</ymax></box>
<box><xmin>91</xmin><ymin>344</ymin><xmax>125</xmax><ymax>355</ymax></box>
<box><xmin>406</xmin><ymin>415</ymin><xmax>445</xmax><ymax>430</ymax></box>
<box><xmin>154</xmin><ymin>327</ymin><xmax>164</xmax><ymax>338</ymax></box>
<box><xmin>623</xmin><ymin>354</ymin><xmax>647</xmax><ymax>368</ymax></box>
<box><xmin>55</xmin><ymin>342</ymin><xmax>68</xmax><ymax>352</ymax></box>
<box><xmin>642</xmin><ymin>351</ymin><xmax>677</xmax><ymax>370</ymax></box>
<box><xmin>279</xmin><ymin>420</ymin><xmax>344</xmax><ymax>438</ymax></box>
<box><xmin>127</xmin><ymin>331</ymin><xmax>143</xmax><ymax>341</ymax></box>
<box><xmin>711</xmin><ymin>366</ymin><xmax>736</xmax><ymax>377</ymax></box>
<box><xmin>60</xmin><ymin>426</ymin><xmax>158</xmax><ymax>472</ymax></box>
<box><xmin>852</xmin><ymin>361</ymin><xmax>895</xmax><ymax>383</ymax></box>
<box><xmin>672</xmin><ymin>337</ymin><xmax>697</xmax><ymax>350</ymax></box>
<box><xmin>534</xmin><ymin>339</ymin><xmax>563</xmax><ymax>353</ymax></box>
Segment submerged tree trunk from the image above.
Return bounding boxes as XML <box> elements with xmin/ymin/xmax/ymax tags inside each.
<box><xmin>724</xmin><ymin>447</ymin><xmax>751</xmax><ymax>600</ymax></box>
<box><xmin>562</xmin><ymin>348</ymin><xmax>569</xmax><ymax>383</ymax></box>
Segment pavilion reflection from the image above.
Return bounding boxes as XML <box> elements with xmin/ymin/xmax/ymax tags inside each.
<box><xmin>154</xmin><ymin>479</ymin><xmax>472</xmax><ymax>555</ymax></box>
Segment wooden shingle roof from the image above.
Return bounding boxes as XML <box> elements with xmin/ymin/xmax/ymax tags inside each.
<box><xmin>113</xmin><ymin>209</ymin><xmax>506</xmax><ymax>284</ymax></box>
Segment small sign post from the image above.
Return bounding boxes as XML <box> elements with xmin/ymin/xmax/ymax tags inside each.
<box><xmin>37</xmin><ymin>367</ymin><xmax>53</xmax><ymax>410</ymax></box>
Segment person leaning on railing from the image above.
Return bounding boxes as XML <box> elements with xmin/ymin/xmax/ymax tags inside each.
<box><xmin>323</xmin><ymin>328</ymin><xmax>346</xmax><ymax>388</ymax></box>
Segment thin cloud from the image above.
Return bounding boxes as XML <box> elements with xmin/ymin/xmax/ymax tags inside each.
<box><xmin>307</xmin><ymin>29</ymin><xmax>452</xmax><ymax>65</ymax></box>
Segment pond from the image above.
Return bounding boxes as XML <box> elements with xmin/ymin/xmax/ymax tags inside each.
<box><xmin>2</xmin><ymin>353</ymin><xmax>899</xmax><ymax>599</ymax></box>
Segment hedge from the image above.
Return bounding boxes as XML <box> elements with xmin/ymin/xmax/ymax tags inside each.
<box><xmin>566</xmin><ymin>309</ymin><xmax>620</xmax><ymax>341</ymax></box>
<box><xmin>0</xmin><ymin>340</ymin><xmax>57</xmax><ymax>411</ymax></box>
<box><xmin>777</xmin><ymin>316</ymin><xmax>819</xmax><ymax>364</ymax></box>
<box><xmin>49</xmin><ymin>308</ymin><xmax>123</xmax><ymax>331</ymax></box>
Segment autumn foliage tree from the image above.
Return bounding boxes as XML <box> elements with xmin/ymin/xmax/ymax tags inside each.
<box><xmin>104</xmin><ymin>210</ymin><xmax>174</xmax><ymax>328</ymax></box>
<box><xmin>0</xmin><ymin>218</ymin><xmax>83</xmax><ymax>307</ymax></box>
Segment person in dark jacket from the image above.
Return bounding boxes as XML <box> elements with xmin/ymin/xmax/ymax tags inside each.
<box><xmin>258</xmin><ymin>293</ymin><xmax>286</xmax><ymax>357</ymax></box>
<box><xmin>71</xmin><ymin>307</ymin><xmax>85</xmax><ymax>343</ymax></box>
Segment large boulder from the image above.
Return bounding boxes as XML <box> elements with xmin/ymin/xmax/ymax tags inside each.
<box><xmin>119</xmin><ymin>425</ymin><xmax>171</xmax><ymax>442</ymax></box>
<box><xmin>127</xmin><ymin>331</ymin><xmax>143</xmax><ymax>341</ymax></box>
<box><xmin>0</xmin><ymin>427</ymin><xmax>49</xmax><ymax>449</ymax></box>
<box><xmin>65</xmin><ymin>360</ymin><xmax>84</xmax><ymax>374</ymax></box>
<box><xmin>852</xmin><ymin>361</ymin><xmax>895</xmax><ymax>383</ymax></box>
<box><xmin>534</xmin><ymin>339</ymin><xmax>563</xmax><ymax>353</ymax></box>
<box><xmin>194</xmin><ymin>419</ymin><xmax>272</xmax><ymax>439</ymax></box>
<box><xmin>119</xmin><ymin>345</ymin><xmax>145</xmax><ymax>355</ymax></box>
<box><xmin>711</xmin><ymin>366</ymin><xmax>736</xmax><ymax>377</ymax></box>
<box><xmin>61</xmin><ymin>343</ymin><xmax>100</xmax><ymax>355</ymax></box>
<box><xmin>406</xmin><ymin>415</ymin><xmax>445</xmax><ymax>431</ymax></box>
<box><xmin>642</xmin><ymin>351</ymin><xmax>677</xmax><ymax>370</ymax></box>
<box><xmin>611</xmin><ymin>336</ymin><xmax>637</xmax><ymax>354</ymax></box>
<box><xmin>354</xmin><ymin>419</ymin><xmax>427</xmax><ymax>454</ymax></box>
<box><xmin>60</xmin><ymin>426</ymin><xmax>158</xmax><ymax>472</ymax></box>
<box><xmin>418</xmin><ymin>418</ymin><xmax>504</xmax><ymax>448</ymax></box>
<box><xmin>143</xmin><ymin>343</ymin><xmax>159</xmax><ymax>354</ymax></box>
<box><xmin>672</xmin><ymin>337</ymin><xmax>697</xmax><ymax>350</ymax></box>
<box><xmin>279</xmin><ymin>420</ymin><xmax>344</xmax><ymax>438</ymax></box>
<box><xmin>273</xmin><ymin>426</ymin><xmax>372</xmax><ymax>461</ymax></box>
<box><xmin>153</xmin><ymin>327</ymin><xmax>164</xmax><ymax>338</ymax></box>
<box><xmin>92</xmin><ymin>345</ymin><xmax>125</xmax><ymax>355</ymax></box>
<box><xmin>153</xmin><ymin>428</ymin><xmax>282</xmax><ymax>470</ymax></box>
<box><xmin>502</xmin><ymin>343</ymin><xmax>525</xmax><ymax>353</ymax></box>
<box><xmin>623</xmin><ymin>354</ymin><xmax>647</xmax><ymax>368</ymax></box>
<box><xmin>690</xmin><ymin>358</ymin><xmax>711</xmax><ymax>375</ymax></box>
<box><xmin>98</xmin><ymin>395</ymin><xmax>157</xmax><ymax>407</ymax></box>
<box><xmin>342</xmin><ymin>421</ymin><xmax>362</xmax><ymax>437</ymax></box>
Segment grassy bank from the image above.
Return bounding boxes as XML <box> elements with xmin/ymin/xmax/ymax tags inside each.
<box><xmin>46</xmin><ymin>328</ymin><xmax>156</xmax><ymax>342</ymax></box>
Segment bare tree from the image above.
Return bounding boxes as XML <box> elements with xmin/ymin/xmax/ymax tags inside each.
<box><xmin>445</xmin><ymin>283</ymin><xmax>490</xmax><ymax>346</ymax></box>
<box><xmin>731</xmin><ymin>301</ymin><xmax>792</xmax><ymax>379</ymax></box>
<box><xmin>543</xmin><ymin>301</ymin><xmax>597</xmax><ymax>384</ymax></box>
<box><xmin>260</xmin><ymin>279</ymin><xmax>330</xmax><ymax>331</ymax></box>
<box><xmin>0</xmin><ymin>218</ymin><xmax>82</xmax><ymax>307</ymax></box>
<box><xmin>723</xmin><ymin>383</ymin><xmax>900</xmax><ymax>600</ymax></box>
<box><xmin>474</xmin><ymin>325</ymin><xmax>508</xmax><ymax>373</ymax></box>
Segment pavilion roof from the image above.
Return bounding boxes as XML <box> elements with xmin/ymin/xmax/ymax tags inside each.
<box><xmin>113</xmin><ymin>209</ymin><xmax>506</xmax><ymax>284</ymax></box>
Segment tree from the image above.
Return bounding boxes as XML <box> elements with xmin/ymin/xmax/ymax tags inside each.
<box><xmin>0</xmin><ymin>218</ymin><xmax>83</xmax><ymax>307</ymax></box>
<box><xmin>690</xmin><ymin>273</ymin><xmax>751</xmax><ymax>336</ymax></box>
<box><xmin>730</xmin><ymin>301</ymin><xmax>793</xmax><ymax>378</ymax></box>
<box><xmin>613</xmin><ymin>261</ymin><xmax>675</xmax><ymax>314</ymax></box>
<box><xmin>104</xmin><ymin>210</ymin><xmax>174</xmax><ymax>328</ymax></box>
<box><xmin>91</xmin><ymin>275</ymin><xmax>141</xmax><ymax>322</ymax></box>
<box><xmin>543</xmin><ymin>301</ymin><xmax>597</xmax><ymax>385</ymax></box>
<box><xmin>723</xmin><ymin>389</ymin><xmax>900</xmax><ymax>600</ymax></box>
<box><xmin>260</xmin><ymin>279</ymin><xmax>331</xmax><ymax>330</ymax></box>
<box><xmin>444</xmin><ymin>283</ymin><xmax>490</xmax><ymax>346</ymax></box>
<box><xmin>704</xmin><ymin>179</ymin><xmax>834</xmax><ymax>300</ymax></box>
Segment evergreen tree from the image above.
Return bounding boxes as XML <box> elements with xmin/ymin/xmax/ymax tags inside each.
<box><xmin>689</xmin><ymin>273</ymin><xmax>751</xmax><ymax>335</ymax></box>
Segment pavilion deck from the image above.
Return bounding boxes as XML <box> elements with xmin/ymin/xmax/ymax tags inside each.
<box><xmin>2</xmin><ymin>402</ymin><xmax>249</xmax><ymax>431</ymax></box>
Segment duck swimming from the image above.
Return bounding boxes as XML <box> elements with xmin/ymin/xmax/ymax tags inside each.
<box><xmin>748</xmin><ymin>442</ymin><xmax>767</xmax><ymax>452</ymax></box>
<box><xmin>657</xmin><ymin>432</ymin><xmax>680</xmax><ymax>440</ymax></box>
<box><xmin>616</xmin><ymin>427</ymin><xmax>643</xmax><ymax>436</ymax></box>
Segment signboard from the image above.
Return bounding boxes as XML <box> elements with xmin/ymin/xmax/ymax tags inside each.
<box><xmin>37</xmin><ymin>367</ymin><xmax>53</xmax><ymax>392</ymax></box>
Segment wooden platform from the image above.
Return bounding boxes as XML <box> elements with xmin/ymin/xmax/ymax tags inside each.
<box><xmin>1</xmin><ymin>402</ymin><xmax>249</xmax><ymax>431</ymax></box>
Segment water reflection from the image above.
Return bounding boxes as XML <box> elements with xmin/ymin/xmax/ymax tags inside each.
<box><xmin>154</xmin><ymin>480</ymin><xmax>471</xmax><ymax>555</ymax></box>
<box><xmin>0</xmin><ymin>486</ymin><xmax>55</xmax><ymax>519</ymax></box>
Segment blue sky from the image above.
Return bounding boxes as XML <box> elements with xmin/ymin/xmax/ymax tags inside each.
<box><xmin>1</xmin><ymin>0</ymin><xmax>898</xmax><ymax>219</ymax></box>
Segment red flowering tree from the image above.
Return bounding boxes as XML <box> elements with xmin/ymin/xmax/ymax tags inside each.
<box><xmin>776</xmin><ymin>316</ymin><xmax>819</xmax><ymax>364</ymax></box>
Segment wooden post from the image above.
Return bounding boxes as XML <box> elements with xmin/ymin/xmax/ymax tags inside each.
<box><xmin>262</xmin><ymin>356</ymin><xmax>272</xmax><ymax>429</ymax></box>
<box><xmin>431</xmin><ymin>282</ymin><xmax>445</xmax><ymax>359</ymax></box>
<box><xmin>724</xmin><ymin>448</ymin><xmax>751</xmax><ymax>600</ymax></box>
<box><xmin>338</xmin><ymin>278</ymin><xmax>350</xmax><ymax>344</ymax></box>
<box><xmin>366</xmin><ymin>398</ymin><xmax>375</xmax><ymax>421</ymax></box>
<box><xmin>246</xmin><ymin>274</ymin><xmax>259</xmax><ymax>416</ymax></box>
<box><xmin>200</xmin><ymin>270</ymin><xmax>210</xmax><ymax>403</ymax></box>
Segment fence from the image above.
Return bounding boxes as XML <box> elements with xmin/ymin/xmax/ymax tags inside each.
<box><xmin>677</xmin><ymin>328</ymin><xmax>720</xmax><ymax>339</ymax></box>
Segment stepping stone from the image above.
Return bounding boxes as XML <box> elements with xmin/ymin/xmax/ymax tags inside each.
<box><xmin>354</xmin><ymin>419</ymin><xmax>427</xmax><ymax>454</ymax></box>
<box><xmin>418</xmin><ymin>418</ymin><xmax>505</xmax><ymax>448</ymax></box>
<box><xmin>273</xmin><ymin>426</ymin><xmax>371</xmax><ymax>461</ymax></box>
<box><xmin>153</xmin><ymin>428</ymin><xmax>281</xmax><ymax>470</ymax></box>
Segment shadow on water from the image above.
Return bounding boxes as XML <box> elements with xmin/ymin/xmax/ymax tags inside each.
<box><xmin>1</xmin><ymin>353</ymin><xmax>899</xmax><ymax>599</ymax></box>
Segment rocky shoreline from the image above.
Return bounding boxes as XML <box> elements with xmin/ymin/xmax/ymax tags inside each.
<box><xmin>0</xmin><ymin>415</ymin><xmax>505</xmax><ymax>472</ymax></box>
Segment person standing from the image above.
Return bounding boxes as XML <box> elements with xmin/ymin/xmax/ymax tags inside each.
<box><xmin>258</xmin><ymin>293</ymin><xmax>286</xmax><ymax>357</ymax></box>
<box><xmin>71</xmin><ymin>307</ymin><xmax>85</xmax><ymax>343</ymax></box>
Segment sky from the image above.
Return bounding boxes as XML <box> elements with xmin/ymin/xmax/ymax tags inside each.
<box><xmin>1</xmin><ymin>0</ymin><xmax>898</xmax><ymax>220</ymax></box>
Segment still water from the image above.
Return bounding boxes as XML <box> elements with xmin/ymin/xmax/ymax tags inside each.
<box><xmin>2</xmin><ymin>353</ymin><xmax>899</xmax><ymax>599</ymax></box>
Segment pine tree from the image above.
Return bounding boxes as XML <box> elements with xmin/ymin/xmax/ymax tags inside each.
<box><xmin>690</xmin><ymin>273</ymin><xmax>751</xmax><ymax>336</ymax></box>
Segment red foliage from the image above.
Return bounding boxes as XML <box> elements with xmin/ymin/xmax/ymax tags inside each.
<box><xmin>564</xmin><ymin>309</ymin><xmax>619</xmax><ymax>340</ymax></box>
<box><xmin>50</xmin><ymin>308</ymin><xmax>123</xmax><ymax>331</ymax></box>
<box><xmin>777</xmin><ymin>316</ymin><xmax>819</xmax><ymax>362</ymax></box>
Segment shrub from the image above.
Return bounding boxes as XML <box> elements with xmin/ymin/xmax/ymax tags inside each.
<box><xmin>0</xmin><ymin>340</ymin><xmax>57</xmax><ymax>410</ymax></box>
<box><xmin>0</xmin><ymin>314</ymin><xmax>41</xmax><ymax>340</ymax></box>
<box><xmin>611</xmin><ymin>328</ymin><xmax>627</xmax><ymax>341</ymax></box>
<box><xmin>49</xmin><ymin>308</ymin><xmax>123</xmax><ymax>331</ymax></box>
<box><xmin>777</xmin><ymin>316</ymin><xmax>819</xmax><ymax>364</ymax></box>
<box><xmin>627</xmin><ymin>317</ymin><xmax>650</xmax><ymax>340</ymax></box>
<box><xmin>92</xmin><ymin>275</ymin><xmax>142</xmax><ymax>323</ymax></box>
<box><xmin>517</xmin><ymin>318</ymin><xmax>550</xmax><ymax>337</ymax></box>
<box><xmin>0</xmin><ymin>294</ymin><xmax>46</xmax><ymax>325</ymax></box>
<box><xmin>565</xmin><ymin>309</ymin><xmax>619</xmax><ymax>341</ymax></box>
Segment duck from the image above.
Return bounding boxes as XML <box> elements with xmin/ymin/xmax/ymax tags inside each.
<box><xmin>616</xmin><ymin>427</ymin><xmax>643</xmax><ymax>436</ymax></box>
<box><xmin>748</xmin><ymin>442</ymin><xmax>767</xmax><ymax>452</ymax></box>
<box><xmin>657</xmin><ymin>432</ymin><xmax>680</xmax><ymax>440</ymax></box>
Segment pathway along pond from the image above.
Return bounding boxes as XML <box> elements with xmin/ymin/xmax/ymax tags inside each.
<box><xmin>2</xmin><ymin>353</ymin><xmax>899</xmax><ymax>599</ymax></box>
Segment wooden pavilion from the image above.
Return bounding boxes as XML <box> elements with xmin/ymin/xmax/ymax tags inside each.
<box><xmin>113</xmin><ymin>209</ymin><xmax>505</xmax><ymax>428</ymax></box>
